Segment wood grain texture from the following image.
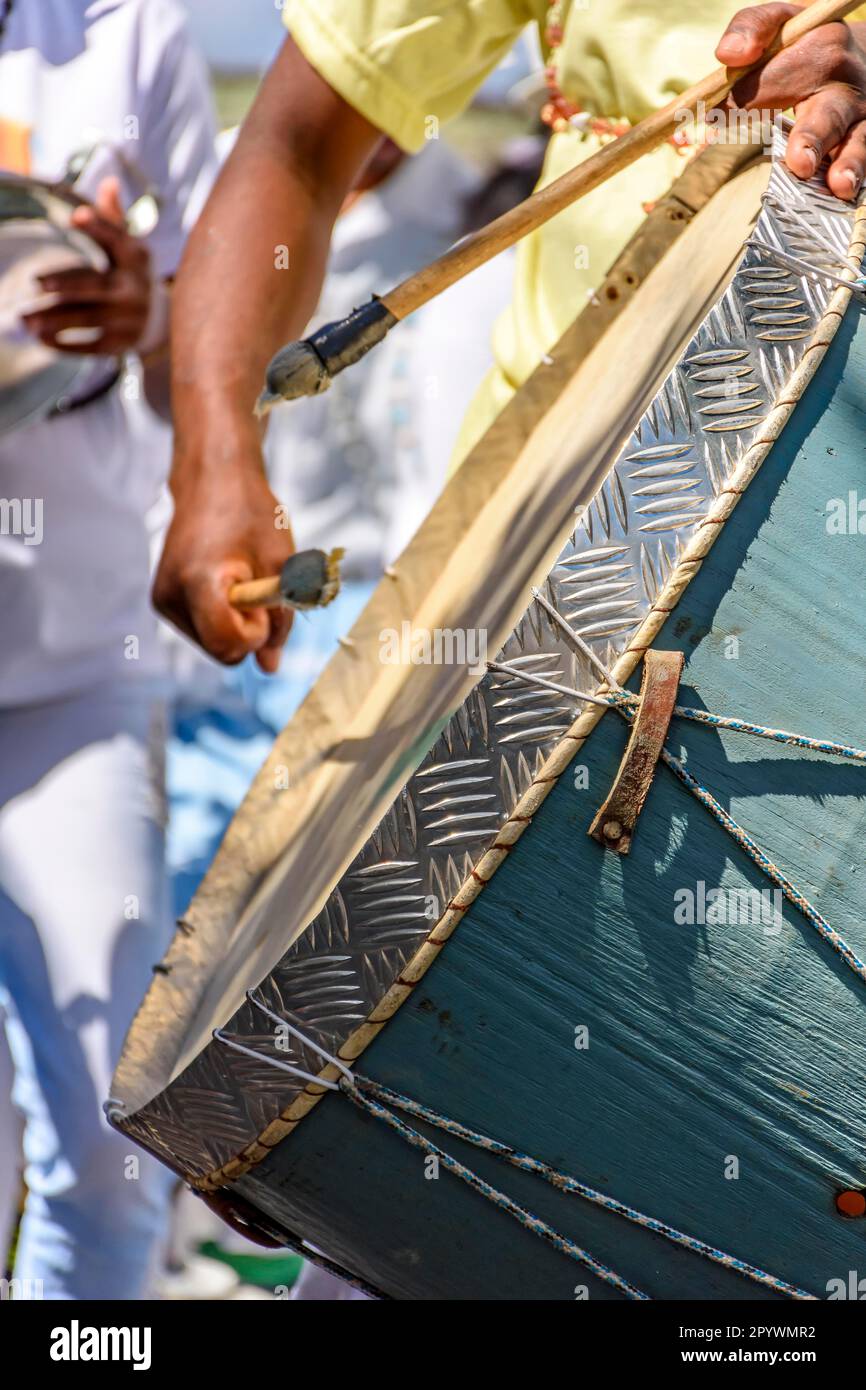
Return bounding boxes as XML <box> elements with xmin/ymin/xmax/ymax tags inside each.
<box><xmin>233</xmin><ymin>301</ymin><xmax>866</xmax><ymax>1300</ymax></box>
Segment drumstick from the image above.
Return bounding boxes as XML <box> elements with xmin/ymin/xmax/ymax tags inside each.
<box><xmin>229</xmin><ymin>547</ymin><xmax>344</xmax><ymax>610</ymax></box>
<box><xmin>256</xmin><ymin>0</ymin><xmax>862</xmax><ymax>412</ymax></box>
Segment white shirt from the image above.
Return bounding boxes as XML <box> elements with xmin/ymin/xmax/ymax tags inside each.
<box><xmin>0</xmin><ymin>0</ymin><xmax>217</xmax><ymax>706</ymax></box>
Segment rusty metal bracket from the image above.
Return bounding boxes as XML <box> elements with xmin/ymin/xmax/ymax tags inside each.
<box><xmin>588</xmin><ymin>650</ymin><xmax>684</xmax><ymax>855</ymax></box>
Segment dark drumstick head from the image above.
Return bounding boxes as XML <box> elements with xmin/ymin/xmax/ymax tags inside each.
<box><xmin>255</xmin><ymin>298</ymin><xmax>397</xmax><ymax>416</ymax></box>
<box><xmin>255</xmin><ymin>340</ymin><xmax>331</xmax><ymax>416</ymax></box>
<box><xmin>279</xmin><ymin>547</ymin><xmax>344</xmax><ymax>610</ymax></box>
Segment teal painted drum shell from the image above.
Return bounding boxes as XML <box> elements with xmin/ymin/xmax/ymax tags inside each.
<box><xmin>229</xmin><ymin>302</ymin><xmax>866</xmax><ymax>1300</ymax></box>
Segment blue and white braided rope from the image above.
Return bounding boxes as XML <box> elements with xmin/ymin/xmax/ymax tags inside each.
<box><xmin>492</xmin><ymin>656</ymin><xmax>866</xmax><ymax>987</ymax></box>
<box><xmin>340</xmin><ymin>1074</ymin><xmax>649</xmax><ymax>1299</ymax></box>
<box><xmin>614</xmin><ymin>703</ymin><xmax>866</xmax><ymax>988</ymax></box>
<box><xmin>343</xmin><ymin>1074</ymin><xmax>816</xmax><ymax>1301</ymax></box>
<box><xmin>609</xmin><ymin>689</ymin><xmax>866</xmax><ymax>764</ymax></box>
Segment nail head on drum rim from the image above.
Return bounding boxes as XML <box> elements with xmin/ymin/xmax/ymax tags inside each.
<box><xmin>835</xmin><ymin>1189</ymin><xmax>866</xmax><ymax>1218</ymax></box>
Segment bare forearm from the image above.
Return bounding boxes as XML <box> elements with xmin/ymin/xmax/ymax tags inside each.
<box><xmin>170</xmin><ymin>159</ymin><xmax>329</xmax><ymax>479</ymax></box>
<box><xmin>169</xmin><ymin>37</ymin><xmax>380</xmax><ymax>486</ymax></box>
<box><xmin>154</xmin><ymin>37</ymin><xmax>381</xmax><ymax>670</ymax></box>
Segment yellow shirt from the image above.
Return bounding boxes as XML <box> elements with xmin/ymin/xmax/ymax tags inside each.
<box><xmin>282</xmin><ymin>1</ymin><xmax>862</xmax><ymax>466</ymax></box>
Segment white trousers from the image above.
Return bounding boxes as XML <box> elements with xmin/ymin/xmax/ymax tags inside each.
<box><xmin>0</xmin><ymin>685</ymin><xmax>173</xmax><ymax>1299</ymax></box>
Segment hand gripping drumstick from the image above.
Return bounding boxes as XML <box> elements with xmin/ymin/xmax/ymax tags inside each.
<box><xmin>256</xmin><ymin>0</ymin><xmax>862</xmax><ymax>414</ymax></box>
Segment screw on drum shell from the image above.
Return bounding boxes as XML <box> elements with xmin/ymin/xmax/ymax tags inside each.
<box><xmin>835</xmin><ymin>1189</ymin><xmax>866</xmax><ymax>1218</ymax></box>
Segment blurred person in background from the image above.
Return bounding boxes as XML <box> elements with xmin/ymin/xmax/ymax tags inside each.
<box><xmin>0</xmin><ymin>0</ymin><xmax>216</xmax><ymax>1299</ymax></box>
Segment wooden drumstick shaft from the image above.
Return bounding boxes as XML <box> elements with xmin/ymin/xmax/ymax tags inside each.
<box><xmin>257</xmin><ymin>0</ymin><xmax>862</xmax><ymax>411</ymax></box>
<box><xmin>229</xmin><ymin>575</ymin><xmax>284</xmax><ymax>609</ymax></box>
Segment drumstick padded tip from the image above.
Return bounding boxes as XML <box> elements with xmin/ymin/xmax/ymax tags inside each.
<box><xmin>229</xmin><ymin>547</ymin><xmax>345</xmax><ymax>610</ymax></box>
<box><xmin>255</xmin><ymin>298</ymin><xmax>397</xmax><ymax>415</ymax></box>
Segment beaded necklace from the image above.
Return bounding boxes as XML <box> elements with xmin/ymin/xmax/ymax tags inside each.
<box><xmin>540</xmin><ymin>0</ymin><xmax>695</xmax><ymax>157</ymax></box>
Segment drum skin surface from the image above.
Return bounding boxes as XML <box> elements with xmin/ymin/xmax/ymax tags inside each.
<box><xmin>228</xmin><ymin>305</ymin><xmax>866</xmax><ymax>1299</ymax></box>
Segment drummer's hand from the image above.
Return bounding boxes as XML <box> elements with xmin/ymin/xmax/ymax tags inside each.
<box><xmin>716</xmin><ymin>4</ymin><xmax>866</xmax><ymax>200</ymax></box>
<box><xmin>152</xmin><ymin>450</ymin><xmax>296</xmax><ymax>672</ymax></box>
<box><xmin>22</xmin><ymin>177</ymin><xmax>153</xmax><ymax>354</ymax></box>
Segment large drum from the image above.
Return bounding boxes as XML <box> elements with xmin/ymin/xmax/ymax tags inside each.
<box><xmin>111</xmin><ymin>120</ymin><xmax>866</xmax><ymax>1300</ymax></box>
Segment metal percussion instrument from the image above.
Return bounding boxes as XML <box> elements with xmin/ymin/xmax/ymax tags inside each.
<box><xmin>0</xmin><ymin>173</ymin><xmax>121</xmax><ymax>436</ymax></box>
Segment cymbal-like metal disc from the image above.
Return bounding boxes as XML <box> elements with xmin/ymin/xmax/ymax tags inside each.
<box><xmin>0</xmin><ymin>175</ymin><xmax>117</xmax><ymax>436</ymax></box>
